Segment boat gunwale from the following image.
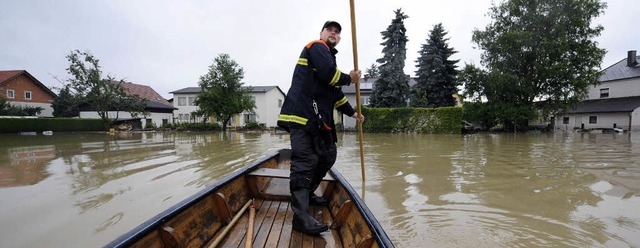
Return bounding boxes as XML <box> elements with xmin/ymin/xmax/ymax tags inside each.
<box><xmin>329</xmin><ymin>167</ymin><xmax>395</xmax><ymax>248</ymax></box>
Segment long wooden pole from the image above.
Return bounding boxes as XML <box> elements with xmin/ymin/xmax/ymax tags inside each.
<box><xmin>206</xmin><ymin>199</ymin><xmax>253</xmax><ymax>248</ymax></box>
<box><xmin>244</xmin><ymin>203</ymin><xmax>255</xmax><ymax>248</ymax></box>
<box><xmin>349</xmin><ymin>0</ymin><xmax>365</xmax><ymax>182</ymax></box>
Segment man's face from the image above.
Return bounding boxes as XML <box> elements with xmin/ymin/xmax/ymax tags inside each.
<box><xmin>320</xmin><ymin>26</ymin><xmax>341</xmax><ymax>48</ymax></box>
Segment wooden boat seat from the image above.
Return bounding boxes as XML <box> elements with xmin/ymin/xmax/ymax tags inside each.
<box><xmin>246</xmin><ymin>168</ymin><xmax>336</xmax><ymax>201</ymax></box>
<box><xmin>247</xmin><ymin>168</ymin><xmax>336</xmax><ymax>181</ymax></box>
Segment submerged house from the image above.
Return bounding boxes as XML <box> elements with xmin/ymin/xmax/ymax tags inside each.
<box><xmin>555</xmin><ymin>50</ymin><xmax>640</xmax><ymax>132</ymax></box>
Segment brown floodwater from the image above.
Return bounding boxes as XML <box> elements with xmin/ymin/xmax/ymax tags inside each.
<box><xmin>0</xmin><ymin>131</ymin><xmax>639</xmax><ymax>247</ymax></box>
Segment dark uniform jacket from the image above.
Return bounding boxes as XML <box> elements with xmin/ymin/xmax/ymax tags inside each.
<box><xmin>278</xmin><ymin>40</ymin><xmax>356</xmax><ymax>141</ymax></box>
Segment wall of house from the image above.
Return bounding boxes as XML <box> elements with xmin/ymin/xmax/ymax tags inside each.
<box><xmin>172</xmin><ymin>93</ymin><xmax>204</xmax><ymax>123</ymax></box>
<box><xmin>587</xmin><ymin>77</ymin><xmax>640</xmax><ymax>100</ymax></box>
<box><xmin>258</xmin><ymin>89</ymin><xmax>284</xmax><ymax>127</ymax></box>
<box><xmin>233</xmin><ymin>89</ymin><xmax>284</xmax><ymax>128</ymax></box>
<box><xmin>8</xmin><ymin>102</ymin><xmax>54</xmax><ymax>117</ymax></box>
<box><xmin>1</xmin><ymin>74</ymin><xmax>55</xmax><ymax>117</ymax></box>
<box><xmin>632</xmin><ymin>107</ymin><xmax>640</xmax><ymax>131</ymax></box>
<box><xmin>555</xmin><ymin>112</ymin><xmax>631</xmax><ymax>132</ymax></box>
<box><xmin>343</xmin><ymin>93</ymin><xmax>370</xmax><ymax>130</ymax></box>
<box><xmin>79</xmin><ymin>111</ymin><xmax>172</xmax><ymax>128</ymax></box>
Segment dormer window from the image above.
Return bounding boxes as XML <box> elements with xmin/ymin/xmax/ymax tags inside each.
<box><xmin>599</xmin><ymin>88</ymin><xmax>609</xmax><ymax>98</ymax></box>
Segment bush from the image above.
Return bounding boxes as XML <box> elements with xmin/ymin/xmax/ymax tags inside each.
<box><xmin>172</xmin><ymin>122</ymin><xmax>222</xmax><ymax>131</ymax></box>
<box><xmin>242</xmin><ymin>121</ymin><xmax>264</xmax><ymax>130</ymax></box>
<box><xmin>361</xmin><ymin>106</ymin><xmax>462</xmax><ymax>133</ymax></box>
<box><xmin>0</xmin><ymin>118</ymin><xmax>105</xmax><ymax>133</ymax></box>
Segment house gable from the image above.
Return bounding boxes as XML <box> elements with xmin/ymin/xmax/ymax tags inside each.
<box><xmin>0</xmin><ymin>70</ymin><xmax>57</xmax><ymax>103</ymax></box>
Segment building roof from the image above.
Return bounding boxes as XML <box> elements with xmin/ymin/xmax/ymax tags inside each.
<box><xmin>0</xmin><ymin>70</ymin><xmax>57</xmax><ymax>97</ymax></box>
<box><xmin>0</xmin><ymin>70</ymin><xmax>23</xmax><ymax>82</ymax></box>
<box><xmin>599</xmin><ymin>55</ymin><xmax>640</xmax><ymax>82</ymax></box>
<box><xmin>169</xmin><ymin>87</ymin><xmax>201</xmax><ymax>94</ymax></box>
<box><xmin>568</xmin><ymin>96</ymin><xmax>640</xmax><ymax>114</ymax></box>
<box><xmin>170</xmin><ymin>85</ymin><xmax>285</xmax><ymax>96</ymax></box>
<box><xmin>115</xmin><ymin>81</ymin><xmax>175</xmax><ymax>109</ymax></box>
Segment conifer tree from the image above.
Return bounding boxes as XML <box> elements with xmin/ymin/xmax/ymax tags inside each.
<box><xmin>369</xmin><ymin>9</ymin><xmax>409</xmax><ymax>108</ymax></box>
<box><xmin>364</xmin><ymin>64</ymin><xmax>379</xmax><ymax>80</ymax></box>
<box><xmin>411</xmin><ymin>23</ymin><xmax>459</xmax><ymax>107</ymax></box>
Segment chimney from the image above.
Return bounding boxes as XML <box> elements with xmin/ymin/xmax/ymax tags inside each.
<box><xmin>628</xmin><ymin>50</ymin><xmax>638</xmax><ymax>67</ymax></box>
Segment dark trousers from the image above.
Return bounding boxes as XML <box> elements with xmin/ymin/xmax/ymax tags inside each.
<box><xmin>289</xmin><ymin>128</ymin><xmax>336</xmax><ymax>191</ymax></box>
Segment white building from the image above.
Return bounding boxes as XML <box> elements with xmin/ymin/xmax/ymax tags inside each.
<box><xmin>555</xmin><ymin>50</ymin><xmax>640</xmax><ymax>132</ymax></box>
<box><xmin>170</xmin><ymin>86</ymin><xmax>285</xmax><ymax>128</ymax></box>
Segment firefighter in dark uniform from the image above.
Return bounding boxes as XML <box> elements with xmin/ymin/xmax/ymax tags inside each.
<box><xmin>277</xmin><ymin>20</ymin><xmax>364</xmax><ymax>235</ymax></box>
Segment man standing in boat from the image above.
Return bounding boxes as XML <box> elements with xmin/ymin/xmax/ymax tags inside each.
<box><xmin>277</xmin><ymin>20</ymin><xmax>364</xmax><ymax>235</ymax></box>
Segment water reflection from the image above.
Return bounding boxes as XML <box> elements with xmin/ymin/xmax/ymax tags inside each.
<box><xmin>0</xmin><ymin>145</ymin><xmax>55</xmax><ymax>187</ymax></box>
<box><xmin>337</xmin><ymin>133</ymin><xmax>640</xmax><ymax>247</ymax></box>
<box><xmin>0</xmin><ymin>132</ymin><xmax>639</xmax><ymax>247</ymax></box>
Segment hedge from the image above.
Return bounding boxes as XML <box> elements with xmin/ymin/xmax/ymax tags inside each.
<box><xmin>0</xmin><ymin>118</ymin><xmax>106</xmax><ymax>133</ymax></box>
<box><xmin>360</xmin><ymin>106</ymin><xmax>463</xmax><ymax>134</ymax></box>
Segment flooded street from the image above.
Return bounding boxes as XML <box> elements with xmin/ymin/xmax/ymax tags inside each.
<box><xmin>1</xmin><ymin>131</ymin><xmax>639</xmax><ymax>247</ymax></box>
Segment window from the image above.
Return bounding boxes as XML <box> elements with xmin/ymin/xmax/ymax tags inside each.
<box><xmin>589</xmin><ymin>116</ymin><xmax>597</xmax><ymax>124</ymax></box>
<box><xmin>361</xmin><ymin>96</ymin><xmax>370</xmax><ymax>106</ymax></box>
<box><xmin>563</xmin><ymin>117</ymin><xmax>569</xmax><ymax>124</ymax></box>
<box><xmin>600</xmin><ymin>88</ymin><xmax>609</xmax><ymax>98</ymax></box>
<box><xmin>7</xmin><ymin>89</ymin><xmax>15</xmax><ymax>98</ymax></box>
<box><xmin>278</xmin><ymin>99</ymin><xmax>283</xmax><ymax>108</ymax></box>
<box><xmin>244</xmin><ymin>113</ymin><xmax>257</xmax><ymax>123</ymax></box>
<box><xmin>24</xmin><ymin>91</ymin><xmax>32</xmax><ymax>100</ymax></box>
<box><xmin>188</xmin><ymin>97</ymin><xmax>196</xmax><ymax>106</ymax></box>
<box><xmin>178</xmin><ymin>97</ymin><xmax>187</xmax><ymax>106</ymax></box>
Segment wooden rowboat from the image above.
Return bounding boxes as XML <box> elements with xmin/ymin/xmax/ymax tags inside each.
<box><xmin>105</xmin><ymin>149</ymin><xmax>394</xmax><ymax>248</ymax></box>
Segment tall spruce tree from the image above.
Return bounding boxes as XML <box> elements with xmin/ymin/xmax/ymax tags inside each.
<box><xmin>411</xmin><ymin>23</ymin><xmax>459</xmax><ymax>108</ymax></box>
<box><xmin>369</xmin><ymin>9</ymin><xmax>409</xmax><ymax>108</ymax></box>
<box><xmin>463</xmin><ymin>0</ymin><xmax>606</xmax><ymax>130</ymax></box>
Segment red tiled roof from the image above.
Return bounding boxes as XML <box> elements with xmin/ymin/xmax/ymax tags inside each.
<box><xmin>113</xmin><ymin>81</ymin><xmax>170</xmax><ymax>105</ymax></box>
<box><xmin>0</xmin><ymin>70</ymin><xmax>25</xmax><ymax>83</ymax></box>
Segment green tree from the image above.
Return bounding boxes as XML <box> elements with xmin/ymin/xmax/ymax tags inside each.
<box><xmin>370</xmin><ymin>9</ymin><xmax>410</xmax><ymax>108</ymax></box>
<box><xmin>52</xmin><ymin>85</ymin><xmax>80</xmax><ymax>117</ymax></box>
<box><xmin>65</xmin><ymin>50</ymin><xmax>147</xmax><ymax>126</ymax></box>
<box><xmin>411</xmin><ymin>23</ymin><xmax>459</xmax><ymax>108</ymax></box>
<box><xmin>465</xmin><ymin>0</ymin><xmax>606</xmax><ymax>130</ymax></box>
<box><xmin>364</xmin><ymin>63</ymin><xmax>379</xmax><ymax>80</ymax></box>
<box><xmin>0</xmin><ymin>96</ymin><xmax>9</xmax><ymax>115</ymax></box>
<box><xmin>194</xmin><ymin>54</ymin><xmax>255</xmax><ymax>132</ymax></box>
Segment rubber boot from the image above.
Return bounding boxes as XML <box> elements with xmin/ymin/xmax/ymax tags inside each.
<box><xmin>309</xmin><ymin>183</ymin><xmax>328</xmax><ymax>206</ymax></box>
<box><xmin>291</xmin><ymin>189</ymin><xmax>328</xmax><ymax>235</ymax></box>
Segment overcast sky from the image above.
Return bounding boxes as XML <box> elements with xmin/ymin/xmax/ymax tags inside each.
<box><xmin>1</xmin><ymin>0</ymin><xmax>638</xmax><ymax>99</ymax></box>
